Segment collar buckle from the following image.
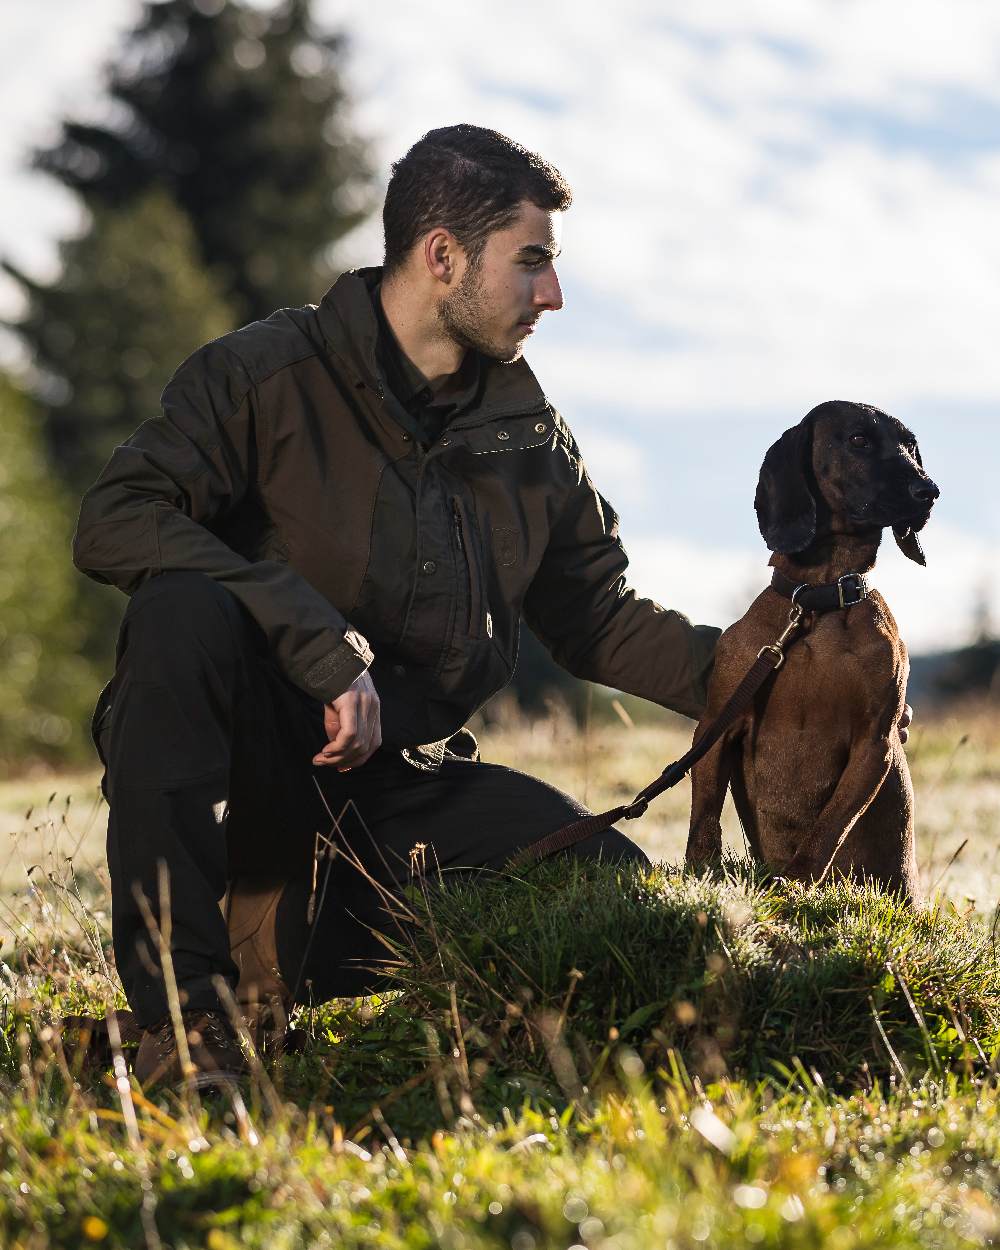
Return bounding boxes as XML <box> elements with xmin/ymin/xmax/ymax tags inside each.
<box><xmin>837</xmin><ymin>572</ymin><xmax>867</xmax><ymax>609</ymax></box>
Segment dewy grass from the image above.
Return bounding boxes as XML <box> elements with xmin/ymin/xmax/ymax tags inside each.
<box><xmin>6</xmin><ymin>775</ymin><xmax>1000</xmax><ymax>1246</ymax></box>
<box><xmin>388</xmin><ymin>857</ymin><xmax>1000</xmax><ymax>1095</ymax></box>
<box><xmin>4</xmin><ymin>1072</ymin><xmax>1000</xmax><ymax>1247</ymax></box>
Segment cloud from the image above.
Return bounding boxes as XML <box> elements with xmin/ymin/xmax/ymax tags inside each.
<box><xmin>325</xmin><ymin>0</ymin><xmax>1000</xmax><ymax>417</ymax></box>
<box><xmin>570</xmin><ymin>428</ymin><xmax>650</xmax><ymax>507</ymax></box>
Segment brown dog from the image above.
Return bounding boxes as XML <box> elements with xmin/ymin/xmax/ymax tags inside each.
<box><xmin>685</xmin><ymin>400</ymin><xmax>939</xmax><ymax>899</ymax></box>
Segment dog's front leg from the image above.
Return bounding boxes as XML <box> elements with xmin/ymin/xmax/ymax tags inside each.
<box><xmin>686</xmin><ymin>730</ymin><xmax>737</xmax><ymax>868</ymax></box>
<box><xmin>784</xmin><ymin>734</ymin><xmax>894</xmax><ymax>884</ymax></box>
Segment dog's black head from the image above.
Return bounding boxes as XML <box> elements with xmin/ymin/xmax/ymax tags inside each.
<box><xmin>754</xmin><ymin>400</ymin><xmax>939</xmax><ymax>564</ymax></box>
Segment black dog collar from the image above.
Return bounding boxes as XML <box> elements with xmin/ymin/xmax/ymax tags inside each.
<box><xmin>770</xmin><ymin>568</ymin><xmax>869</xmax><ymax>613</ymax></box>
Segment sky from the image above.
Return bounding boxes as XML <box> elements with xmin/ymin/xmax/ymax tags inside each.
<box><xmin>2</xmin><ymin>0</ymin><xmax>999</xmax><ymax>653</ymax></box>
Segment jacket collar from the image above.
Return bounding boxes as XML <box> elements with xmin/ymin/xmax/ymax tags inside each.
<box><xmin>314</xmin><ymin>267</ymin><xmax>550</xmax><ymax>425</ymax></box>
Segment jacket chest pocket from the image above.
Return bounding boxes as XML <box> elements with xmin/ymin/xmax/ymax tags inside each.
<box><xmin>451</xmin><ymin>496</ymin><xmax>489</xmax><ymax>640</ymax></box>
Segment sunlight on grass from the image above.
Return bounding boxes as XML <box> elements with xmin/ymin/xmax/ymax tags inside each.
<box><xmin>1</xmin><ymin>704</ymin><xmax>999</xmax><ymax>1246</ymax></box>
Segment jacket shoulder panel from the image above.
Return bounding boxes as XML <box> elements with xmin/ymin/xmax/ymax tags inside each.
<box><xmin>223</xmin><ymin>306</ymin><xmax>323</xmax><ymax>388</ymax></box>
<box><xmin>161</xmin><ymin>307</ymin><xmax>322</xmax><ymax>425</ymax></box>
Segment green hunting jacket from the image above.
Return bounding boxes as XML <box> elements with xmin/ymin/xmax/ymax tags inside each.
<box><xmin>73</xmin><ymin>267</ymin><xmax>719</xmax><ymax>758</ymax></box>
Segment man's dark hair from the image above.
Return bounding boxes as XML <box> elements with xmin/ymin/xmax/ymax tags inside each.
<box><xmin>382</xmin><ymin>124</ymin><xmax>572</xmax><ymax>274</ymax></box>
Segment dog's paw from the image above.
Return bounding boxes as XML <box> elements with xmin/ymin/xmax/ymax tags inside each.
<box><xmin>685</xmin><ymin>850</ymin><xmax>723</xmax><ymax>872</ymax></box>
<box><xmin>685</xmin><ymin>826</ymin><xmax>724</xmax><ymax>868</ymax></box>
<box><xmin>781</xmin><ymin>856</ymin><xmax>815</xmax><ymax>885</ymax></box>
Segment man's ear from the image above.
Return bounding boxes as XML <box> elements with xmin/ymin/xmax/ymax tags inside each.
<box><xmin>754</xmin><ymin>418</ymin><xmax>817</xmax><ymax>554</ymax></box>
<box><xmin>893</xmin><ymin>525</ymin><xmax>927</xmax><ymax>566</ymax></box>
<box><xmin>423</xmin><ymin>228</ymin><xmax>459</xmax><ymax>284</ymax></box>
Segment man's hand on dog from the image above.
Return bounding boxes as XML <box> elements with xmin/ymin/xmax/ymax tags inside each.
<box><xmin>313</xmin><ymin>671</ymin><xmax>382</xmax><ymax>771</ymax></box>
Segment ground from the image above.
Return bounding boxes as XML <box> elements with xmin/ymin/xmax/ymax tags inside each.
<box><xmin>1</xmin><ymin>701</ymin><xmax>999</xmax><ymax>1248</ymax></box>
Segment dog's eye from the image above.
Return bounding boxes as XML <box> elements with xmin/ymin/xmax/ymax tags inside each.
<box><xmin>849</xmin><ymin>434</ymin><xmax>870</xmax><ymax>450</ymax></box>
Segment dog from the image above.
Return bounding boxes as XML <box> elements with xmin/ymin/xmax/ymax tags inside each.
<box><xmin>685</xmin><ymin>400</ymin><xmax>939</xmax><ymax>900</ymax></box>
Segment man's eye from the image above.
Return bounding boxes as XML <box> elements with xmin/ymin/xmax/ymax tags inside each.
<box><xmin>849</xmin><ymin>434</ymin><xmax>870</xmax><ymax>449</ymax></box>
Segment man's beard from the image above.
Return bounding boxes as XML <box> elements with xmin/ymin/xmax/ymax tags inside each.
<box><xmin>438</xmin><ymin>264</ymin><xmax>523</xmax><ymax>364</ymax></box>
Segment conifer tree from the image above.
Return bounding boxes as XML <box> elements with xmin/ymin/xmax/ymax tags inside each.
<box><xmin>5</xmin><ymin>0</ymin><xmax>371</xmax><ymax>487</ymax></box>
<box><xmin>7</xmin><ymin>190</ymin><xmax>235</xmax><ymax>492</ymax></box>
<box><xmin>32</xmin><ymin>0</ymin><xmax>371</xmax><ymax>321</ymax></box>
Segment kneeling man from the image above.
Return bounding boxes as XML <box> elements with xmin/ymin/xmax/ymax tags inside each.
<box><xmin>74</xmin><ymin>124</ymin><xmax>719</xmax><ymax>1086</ymax></box>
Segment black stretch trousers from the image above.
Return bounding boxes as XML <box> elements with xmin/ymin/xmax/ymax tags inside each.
<box><xmin>93</xmin><ymin>572</ymin><xmax>648</xmax><ymax>1027</ymax></box>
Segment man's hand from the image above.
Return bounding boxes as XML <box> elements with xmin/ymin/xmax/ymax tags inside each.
<box><xmin>899</xmin><ymin>703</ymin><xmax>913</xmax><ymax>745</ymax></box>
<box><xmin>312</xmin><ymin>670</ymin><xmax>382</xmax><ymax>771</ymax></box>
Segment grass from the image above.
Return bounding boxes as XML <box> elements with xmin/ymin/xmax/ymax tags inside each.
<box><xmin>2</xmin><ymin>704</ymin><xmax>1000</xmax><ymax>1246</ymax></box>
<box><xmin>392</xmin><ymin>858</ymin><xmax>1000</xmax><ymax>1096</ymax></box>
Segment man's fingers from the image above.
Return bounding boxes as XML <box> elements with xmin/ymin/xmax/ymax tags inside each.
<box><xmin>312</xmin><ymin>678</ymin><xmax>382</xmax><ymax>769</ymax></box>
<box><xmin>338</xmin><ymin>697</ymin><xmax>380</xmax><ymax>770</ymax></box>
<box><xmin>327</xmin><ymin>696</ymin><xmax>358</xmax><ymax>753</ymax></box>
<box><xmin>348</xmin><ymin>722</ymin><xmax>383</xmax><ymax>771</ymax></box>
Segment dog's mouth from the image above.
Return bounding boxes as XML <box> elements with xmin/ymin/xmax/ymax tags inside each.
<box><xmin>865</xmin><ymin>492</ymin><xmax>936</xmax><ymax>533</ymax></box>
<box><xmin>897</xmin><ymin>500</ymin><xmax>936</xmax><ymax>533</ymax></box>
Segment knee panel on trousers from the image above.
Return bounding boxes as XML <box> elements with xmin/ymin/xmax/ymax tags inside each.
<box><xmin>121</xmin><ymin>572</ymin><xmax>248</xmax><ymax>670</ymax></box>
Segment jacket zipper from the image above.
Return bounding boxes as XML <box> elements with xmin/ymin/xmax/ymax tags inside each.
<box><xmin>452</xmin><ymin>497</ymin><xmax>482</xmax><ymax>638</ymax></box>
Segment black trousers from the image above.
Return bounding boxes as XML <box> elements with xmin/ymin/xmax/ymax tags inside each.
<box><xmin>93</xmin><ymin>572</ymin><xmax>648</xmax><ymax>1027</ymax></box>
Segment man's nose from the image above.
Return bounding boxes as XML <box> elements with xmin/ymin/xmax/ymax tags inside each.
<box><xmin>910</xmin><ymin>478</ymin><xmax>940</xmax><ymax>505</ymax></box>
<box><xmin>534</xmin><ymin>267</ymin><xmax>563</xmax><ymax>312</ymax></box>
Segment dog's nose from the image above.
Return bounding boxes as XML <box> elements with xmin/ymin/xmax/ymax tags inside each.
<box><xmin>910</xmin><ymin>479</ymin><xmax>940</xmax><ymax>504</ymax></box>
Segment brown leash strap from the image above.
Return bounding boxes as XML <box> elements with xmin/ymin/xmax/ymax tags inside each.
<box><xmin>508</xmin><ymin>602</ymin><xmax>806</xmax><ymax>870</ymax></box>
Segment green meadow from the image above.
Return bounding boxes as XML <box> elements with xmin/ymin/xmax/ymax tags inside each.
<box><xmin>2</xmin><ymin>707</ymin><xmax>999</xmax><ymax>1248</ymax></box>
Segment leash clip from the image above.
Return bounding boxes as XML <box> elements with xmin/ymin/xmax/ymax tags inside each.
<box><xmin>757</xmin><ymin>601</ymin><xmax>805</xmax><ymax>670</ymax></box>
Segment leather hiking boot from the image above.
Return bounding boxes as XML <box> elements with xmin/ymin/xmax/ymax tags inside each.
<box><xmin>135</xmin><ymin>1010</ymin><xmax>248</xmax><ymax>1092</ymax></box>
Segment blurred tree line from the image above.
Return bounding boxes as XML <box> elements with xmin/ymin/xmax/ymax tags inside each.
<box><xmin>1</xmin><ymin>0</ymin><xmax>373</xmax><ymax>774</ymax></box>
<box><xmin>1</xmin><ymin>0</ymin><xmax>578</xmax><ymax>775</ymax></box>
<box><xmin>8</xmin><ymin>0</ymin><xmax>370</xmax><ymax>496</ymax></box>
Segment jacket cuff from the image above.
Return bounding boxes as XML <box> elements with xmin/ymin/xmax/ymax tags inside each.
<box><xmin>684</xmin><ymin>624</ymin><xmax>722</xmax><ymax>718</ymax></box>
<box><xmin>299</xmin><ymin>627</ymin><xmax>374</xmax><ymax>703</ymax></box>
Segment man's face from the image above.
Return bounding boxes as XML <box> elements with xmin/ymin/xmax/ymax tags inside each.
<box><xmin>438</xmin><ymin>201</ymin><xmax>564</xmax><ymax>363</ymax></box>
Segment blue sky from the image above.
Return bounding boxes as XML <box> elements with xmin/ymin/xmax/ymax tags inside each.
<box><xmin>3</xmin><ymin>0</ymin><xmax>999</xmax><ymax>652</ymax></box>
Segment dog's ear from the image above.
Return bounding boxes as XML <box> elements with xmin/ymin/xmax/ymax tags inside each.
<box><xmin>893</xmin><ymin>525</ymin><xmax>926</xmax><ymax>566</ymax></box>
<box><xmin>754</xmin><ymin>419</ymin><xmax>817</xmax><ymax>553</ymax></box>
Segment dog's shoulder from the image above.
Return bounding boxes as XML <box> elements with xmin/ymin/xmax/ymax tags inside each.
<box><xmin>845</xmin><ymin>591</ymin><xmax>905</xmax><ymax>667</ymax></box>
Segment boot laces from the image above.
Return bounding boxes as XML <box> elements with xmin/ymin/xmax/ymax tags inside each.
<box><xmin>151</xmin><ymin>1011</ymin><xmax>234</xmax><ymax>1055</ymax></box>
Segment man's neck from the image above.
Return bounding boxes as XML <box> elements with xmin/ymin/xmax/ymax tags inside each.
<box><xmin>379</xmin><ymin>273</ymin><xmax>467</xmax><ymax>391</ymax></box>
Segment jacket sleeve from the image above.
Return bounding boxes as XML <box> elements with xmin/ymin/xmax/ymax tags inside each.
<box><xmin>522</xmin><ymin>430</ymin><xmax>720</xmax><ymax>720</ymax></box>
<box><xmin>72</xmin><ymin>339</ymin><xmax>372</xmax><ymax>704</ymax></box>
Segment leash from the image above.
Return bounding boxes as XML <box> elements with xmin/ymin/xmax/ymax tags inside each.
<box><xmin>509</xmin><ymin>569</ymin><xmax>869</xmax><ymax>870</ymax></box>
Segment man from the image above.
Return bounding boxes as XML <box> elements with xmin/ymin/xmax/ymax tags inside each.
<box><xmin>74</xmin><ymin>124</ymin><xmax>720</xmax><ymax>1088</ymax></box>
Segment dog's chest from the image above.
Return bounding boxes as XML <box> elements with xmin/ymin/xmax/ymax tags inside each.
<box><xmin>739</xmin><ymin>621</ymin><xmax>896</xmax><ymax>810</ymax></box>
